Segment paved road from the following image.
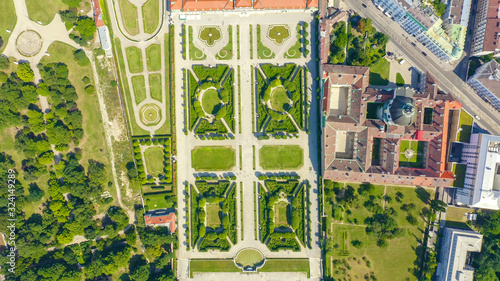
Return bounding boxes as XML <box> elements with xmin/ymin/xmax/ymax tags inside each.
<box><xmin>347</xmin><ymin>0</ymin><xmax>500</xmax><ymax>135</ymax></box>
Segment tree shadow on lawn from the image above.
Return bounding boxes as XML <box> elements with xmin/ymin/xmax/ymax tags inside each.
<box><xmin>369</xmin><ymin>73</ymin><xmax>389</xmax><ymax>86</ymax></box>
<box><xmin>415</xmin><ymin>188</ymin><xmax>431</xmax><ymax>204</ymax></box>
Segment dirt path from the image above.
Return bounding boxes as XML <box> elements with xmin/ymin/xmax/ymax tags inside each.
<box><xmin>88</xmin><ymin>52</ymin><xmax>135</xmax><ymax>224</ymax></box>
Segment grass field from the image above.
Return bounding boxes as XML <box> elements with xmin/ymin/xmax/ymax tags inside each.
<box><xmin>270</xmin><ymin>87</ymin><xmax>290</xmax><ymax>112</ymax></box>
<box><xmin>268</xmin><ymin>25</ymin><xmax>290</xmax><ymax>45</ymax></box>
<box><xmin>144</xmin><ymin>146</ymin><xmax>164</xmax><ymax>176</ymax></box>
<box><xmin>257</xmin><ymin>25</ymin><xmax>275</xmax><ymax>59</ymax></box>
<box><xmin>457</xmin><ymin>109</ymin><xmax>473</xmax><ymax>143</ymax></box>
<box><xmin>201</xmin><ymin>89</ymin><xmax>221</xmax><ymax>115</ymax></box>
<box><xmin>114</xmin><ymin>39</ymin><xmax>150</xmax><ymax>136</ymax></box>
<box><xmin>235</xmin><ymin>249</ymin><xmax>263</xmax><ymax>267</ymax></box>
<box><xmin>396</xmin><ymin>72</ymin><xmax>405</xmax><ymax>86</ymax></box>
<box><xmin>148</xmin><ymin>74</ymin><xmax>162</xmax><ymax>102</ymax></box>
<box><xmin>369</xmin><ymin>58</ymin><xmax>390</xmax><ymax>86</ymax></box>
<box><xmin>118</xmin><ymin>0</ymin><xmax>139</xmax><ymax>35</ymax></box>
<box><xmin>259</xmin><ymin>145</ymin><xmax>303</xmax><ymax>170</ymax></box>
<box><xmin>40</xmin><ymin>42</ymin><xmax>111</xmax><ymax>175</ymax></box>
<box><xmin>125</xmin><ymin>46</ymin><xmax>143</xmax><ymax>73</ymax></box>
<box><xmin>343</xmin><ymin>183</ymin><xmax>384</xmax><ymax>224</ymax></box>
<box><xmin>145</xmin><ymin>44</ymin><xmax>161</xmax><ymax>71</ymax></box>
<box><xmin>326</xmin><ymin>186</ymin><xmax>433</xmax><ymax>280</ymax></box>
<box><xmin>275</xmin><ymin>201</ymin><xmax>289</xmax><ymax>227</ymax></box>
<box><xmin>0</xmin><ymin>0</ymin><xmax>16</xmax><ymax>53</ymax></box>
<box><xmin>199</xmin><ymin>26</ymin><xmax>222</xmax><ymax>46</ymax></box>
<box><xmin>189</xmin><ymin>260</ymin><xmax>240</xmax><ymax>277</ymax></box>
<box><xmin>445</xmin><ymin>206</ymin><xmax>472</xmax><ymax>229</ymax></box>
<box><xmin>206</xmin><ymin>203</ymin><xmax>221</xmax><ymax>229</ymax></box>
<box><xmin>216</xmin><ymin>26</ymin><xmax>233</xmax><ymax>60</ymax></box>
<box><xmin>192</xmin><ymin>146</ymin><xmax>236</xmax><ymax>171</ymax></box>
<box><xmin>131</xmin><ymin>75</ymin><xmax>147</xmax><ymax>105</ymax></box>
<box><xmin>452</xmin><ymin>163</ymin><xmax>466</xmax><ymax>187</ymax></box>
<box><xmin>142</xmin><ymin>0</ymin><xmax>160</xmax><ymax>34</ymax></box>
<box><xmin>424</xmin><ymin>107</ymin><xmax>433</xmax><ymax>124</ymax></box>
<box><xmin>399</xmin><ymin>140</ymin><xmax>425</xmax><ymax>168</ymax></box>
<box><xmin>144</xmin><ymin>192</ymin><xmax>173</xmax><ymax>211</ymax></box>
<box><xmin>25</xmin><ymin>0</ymin><xmax>66</xmax><ymax>24</ymax></box>
<box><xmin>259</xmin><ymin>259</ymin><xmax>310</xmax><ymax>276</ymax></box>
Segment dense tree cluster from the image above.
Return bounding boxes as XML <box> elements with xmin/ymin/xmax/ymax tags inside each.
<box><xmin>329</xmin><ymin>21</ymin><xmax>347</xmax><ymax>64</ymax></box>
<box><xmin>472</xmin><ymin>211</ymin><xmax>500</xmax><ymax>280</ymax></box>
<box><xmin>345</xmin><ymin>15</ymin><xmax>389</xmax><ymax>67</ymax></box>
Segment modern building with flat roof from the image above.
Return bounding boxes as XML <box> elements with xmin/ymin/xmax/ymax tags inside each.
<box><xmin>455</xmin><ymin>134</ymin><xmax>500</xmax><ymax>210</ymax></box>
<box><xmin>470</xmin><ymin>0</ymin><xmax>500</xmax><ymax>57</ymax></box>
<box><xmin>435</xmin><ymin>227</ymin><xmax>483</xmax><ymax>281</ymax></box>
<box><xmin>321</xmin><ymin>64</ymin><xmax>462</xmax><ymax>187</ymax></box>
<box><xmin>467</xmin><ymin>59</ymin><xmax>500</xmax><ymax>111</ymax></box>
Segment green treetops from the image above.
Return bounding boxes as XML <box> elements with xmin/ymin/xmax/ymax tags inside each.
<box><xmin>75</xmin><ymin>17</ymin><xmax>97</xmax><ymax>40</ymax></box>
<box><xmin>17</xmin><ymin>62</ymin><xmax>35</xmax><ymax>82</ymax></box>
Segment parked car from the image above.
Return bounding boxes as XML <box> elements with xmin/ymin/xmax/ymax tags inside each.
<box><xmin>411</xmin><ymin>42</ymin><xmax>416</xmax><ymax>47</ymax></box>
<box><xmin>422</xmin><ymin>51</ymin><xmax>427</xmax><ymax>56</ymax></box>
<box><xmin>362</xmin><ymin>3</ymin><xmax>367</xmax><ymax>8</ymax></box>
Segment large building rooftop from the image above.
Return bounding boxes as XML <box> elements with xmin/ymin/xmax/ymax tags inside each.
<box><xmin>321</xmin><ymin>64</ymin><xmax>461</xmax><ymax>187</ymax></box>
<box><xmin>170</xmin><ymin>0</ymin><xmax>318</xmax><ymax>11</ymax></box>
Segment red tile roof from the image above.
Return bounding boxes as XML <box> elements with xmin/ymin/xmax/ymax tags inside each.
<box><xmin>170</xmin><ymin>0</ymin><xmax>317</xmax><ymax>11</ymax></box>
<box><xmin>144</xmin><ymin>212</ymin><xmax>176</xmax><ymax>233</ymax></box>
<box><xmin>91</xmin><ymin>0</ymin><xmax>105</xmax><ymax>27</ymax></box>
<box><xmin>481</xmin><ymin>0</ymin><xmax>500</xmax><ymax>52</ymax></box>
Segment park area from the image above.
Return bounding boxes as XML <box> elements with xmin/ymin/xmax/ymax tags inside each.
<box><xmin>259</xmin><ymin>145</ymin><xmax>303</xmax><ymax>170</ymax></box>
<box><xmin>144</xmin><ymin>146</ymin><xmax>164</xmax><ymax>176</ymax></box>
<box><xmin>235</xmin><ymin>249</ymin><xmax>264</xmax><ymax>267</ymax></box>
<box><xmin>206</xmin><ymin>203</ymin><xmax>221</xmax><ymax>229</ymax></box>
<box><xmin>189</xmin><ymin>258</ymin><xmax>309</xmax><ymax>277</ymax></box>
<box><xmin>191</xmin><ymin>146</ymin><xmax>235</xmax><ymax>171</ymax></box>
<box><xmin>325</xmin><ymin>183</ymin><xmax>434</xmax><ymax>280</ymax></box>
<box><xmin>444</xmin><ymin>206</ymin><xmax>472</xmax><ymax>229</ymax></box>
<box><xmin>457</xmin><ymin>109</ymin><xmax>473</xmax><ymax>143</ymax></box>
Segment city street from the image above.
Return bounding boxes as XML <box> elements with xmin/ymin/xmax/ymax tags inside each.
<box><xmin>347</xmin><ymin>0</ymin><xmax>500</xmax><ymax>135</ymax></box>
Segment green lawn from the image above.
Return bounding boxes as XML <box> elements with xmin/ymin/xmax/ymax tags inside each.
<box><xmin>257</xmin><ymin>25</ymin><xmax>275</xmax><ymax>59</ymax></box>
<box><xmin>396</xmin><ymin>72</ymin><xmax>405</xmax><ymax>86</ymax></box>
<box><xmin>25</xmin><ymin>0</ymin><xmax>66</xmax><ymax>24</ymax></box>
<box><xmin>216</xmin><ymin>26</ymin><xmax>233</xmax><ymax>60</ymax></box>
<box><xmin>424</xmin><ymin>107</ymin><xmax>433</xmax><ymax>124</ymax></box>
<box><xmin>201</xmin><ymin>89</ymin><xmax>221</xmax><ymax>115</ymax></box>
<box><xmin>452</xmin><ymin>163</ymin><xmax>466</xmax><ymax>187</ymax></box>
<box><xmin>0</xmin><ymin>0</ymin><xmax>16</xmax><ymax>53</ymax></box>
<box><xmin>326</xmin><ymin>186</ymin><xmax>433</xmax><ymax>280</ymax></box>
<box><xmin>275</xmin><ymin>201</ymin><xmax>289</xmax><ymax>227</ymax></box>
<box><xmin>268</xmin><ymin>25</ymin><xmax>290</xmax><ymax>45</ymax></box>
<box><xmin>189</xmin><ymin>26</ymin><xmax>207</xmax><ymax>60</ymax></box>
<box><xmin>148</xmin><ymin>74</ymin><xmax>162</xmax><ymax>102</ymax></box>
<box><xmin>457</xmin><ymin>109</ymin><xmax>473</xmax><ymax>143</ymax></box>
<box><xmin>142</xmin><ymin>0</ymin><xmax>160</xmax><ymax>34</ymax></box>
<box><xmin>369</xmin><ymin>58</ymin><xmax>390</xmax><ymax>86</ymax></box>
<box><xmin>145</xmin><ymin>44</ymin><xmax>161</xmax><ymax>71</ymax></box>
<box><xmin>206</xmin><ymin>203</ymin><xmax>221</xmax><ymax>229</ymax></box>
<box><xmin>142</xmin><ymin>106</ymin><xmax>160</xmax><ymax>124</ymax></box>
<box><xmin>399</xmin><ymin>140</ymin><xmax>425</xmax><ymax>168</ymax></box>
<box><xmin>259</xmin><ymin>145</ymin><xmax>303</xmax><ymax>170</ymax></box>
<box><xmin>259</xmin><ymin>259</ymin><xmax>310</xmax><ymax>276</ymax></box>
<box><xmin>189</xmin><ymin>260</ymin><xmax>240</xmax><ymax>277</ymax></box>
<box><xmin>270</xmin><ymin>86</ymin><xmax>290</xmax><ymax>112</ymax></box>
<box><xmin>285</xmin><ymin>24</ymin><xmax>303</xmax><ymax>59</ymax></box>
<box><xmin>199</xmin><ymin>26</ymin><xmax>222</xmax><ymax>46</ymax></box>
<box><xmin>144</xmin><ymin>146</ymin><xmax>164</xmax><ymax>176</ymax></box>
<box><xmin>445</xmin><ymin>206</ymin><xmax>472</xmax><ymax>229</ymax></box>
<box><xmin>144</xmin><ymin>192</ymin><xmax>173</xmax><ymax>211</ymax></box>
<box><xmin>131</xmin><ymin>75</ymin><xmax>147</xmax><ymax>104</ymax></box>
<box><xmin>118</xmin><ymin>0</ymin><xmax>139</xmax><ymax>35</ymax></box>
<box><xmin>235</xmin><ymin>249</ymin><xmax>263</xmax><ymax>267</ymax></box>
<box><xmin>125</xmin><ymin>46</ymin><xmax>143</xmax><ymax>73</ymax></box>
<box><xmin>343</xmin><ymin>183</ymin><xmax>384</xmax><ymax>224</ymax></box>
<box><xmin>192</xmin><ymin>146</ymin><xmax>236</xmax><ymax>171</ymax></box>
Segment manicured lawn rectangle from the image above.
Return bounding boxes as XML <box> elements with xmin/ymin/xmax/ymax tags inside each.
<box><xmin>372</xmin><ymin>138</ymin><xmax>381</xmax><ymax>165</ymax></box>
<box><xmin>206</xmin><ymin>203</ymin><xmax>221</xmax><ymax>229</ymax></box>
<box><xmin>457</xmin><ymin>109</ymin><xmax>473</xmax><ymax>143</ymax></box>
<box><xmin>452</xmin><ymin>163</ymin><xmax>466</xmax><ymax>187</ymax></box>
<box><xmin>275</xmin><ymin>201</ymin><xmax>289</xmax><ymax>226</ymax></box>
<box><xmin>189</xmin><ymin>260</ymin><xmax>240</xmax><ymax>277</ymax></box>
<box><xmin>142</xmin><ymin>0</ymin><xmax>160</xmax><ymax>34</ymax></box>
<box><xmin>131</xmin><ymin>75</ymin><xmax>147</xmax><ymax>105</ymax></box>
<box><xmin>125</xmin><ymin>46</ymin><xmax>143</xmax><ymax>73</ymax></box>
<box><xmin>149</xmin><ymin>74</ymin><xmax>162</xmax><ymax>102</ymax></box>
<box><xmin>259</xmin><ymin>145</ymin><xmax>303</xmax><ymax>170</ymax></box>
<box><xmin>259</xmin><ymin>259</ymin><xmax>310</xmax><ymax>276</ymax></box>
<box><xmin>0</xmin><ymin>0</ymin><xmax>16</xmax><ymax>53</ymax></box>
<box><xmin>369</xmin><ymin>58</ymin><xmax>390</xmax><ymax>86</ymax></box>
<box><xmin>118</xmin><ymin>0</ymin><xmax>139</xmax><ymax>35</ymax></box>
<box><xmin>445</xmin><ymin>206</ymin><xmax>472</xmax><ymax>229</ymax></box>
<box><xmin>146</xmin><ymin>44</ymin><xmax>161</xmax><ymax>71</ymax></box>
<box><xmin>143</xmin><ymin>192</ymin><xmax>173</xmax><ymax>211</ymax></box>
<box><xmin>424</xmin><ymin>107</ymin><xmax>433</xmax><ymax>124</ymax></box>
<box><xmin>366</xmin><ymin>102</ymin><xmax>383</xmax><ymax>119</ymax></box>
<box><xmin>144</xmin><ymin>146</ymin><xmax>164</xmax><ymax>176</ymax></box>
<box><xmin>192</xmin><ymin>146</ymin><xmax>236</xmax><ymax>171</ymax></box>
<box><xmin>25</xmin><ymin>0</ymin><xmax>65</xmax><ymax>24</ymax></box>
<box><xmin>399</xmin><ymin>140</ymin><xmax>425</xmax><ymax>168</ymax></box>
<box><xmin>396</xmin><ymin>72</ymin><xmax>405</xmax><ymax>86</ymax></box>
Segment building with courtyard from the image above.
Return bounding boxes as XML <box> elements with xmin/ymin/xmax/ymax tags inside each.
<box><xmin>467</xmin><ymin>59</ymin><xmax>500</xmax><ymax>112</ymax></box>
<box><xmin>435</xmin><ymin>227</ymin><xmax>483</xmax><ymax>281</ymax></box>
<box><xmin>144</xmin><ymin>210</ymin><xmax>177</xmax><ymax>233</ymax></box>
<box><xmin>321</xmin><ymin>64</ymin><xmax>463</xmax><ymax>187</ymax></box>
<box><xmin>470</xmin><ymin>0</ymin><xmax>500</xmax><ymax>57</ymax></box>
<box><xmin>455</xmin><ymin>134</ymin><xmax>500</xmax><ymax>210</ymax></box>
<box><xmin>170</xmin><ymin>0</ymin><xmax>318</xmax><ymax>11</ymax></box>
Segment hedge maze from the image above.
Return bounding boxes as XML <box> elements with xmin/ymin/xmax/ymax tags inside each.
<box><xmin>187</xmin><ymin>65</ymin><xmax>235</xmax><ymax>138</ymax></box>
<box><xmin>190</xmin><ymin>179</ymin><xmax>237</xmax><ymax>251</ymax></box>
<box><xmin>258</xmin><ymin>180</ymin><xmax>308</xmax><ymax>251</ymax></box>
<box><xmin>256</xmin><ymin>63</ymin><xmax>306</xmax><ymax>135</ymax></box>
